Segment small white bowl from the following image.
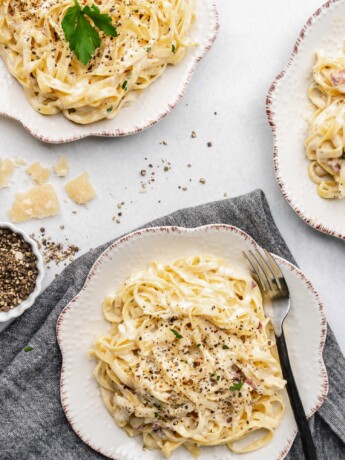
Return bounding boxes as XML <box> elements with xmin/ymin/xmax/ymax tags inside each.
<box><xmin>0</xmin><ymin>221</ymin><xmax>44</xmax><ymax>322</ymax></box>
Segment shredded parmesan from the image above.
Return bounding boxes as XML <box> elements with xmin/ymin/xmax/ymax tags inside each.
<box><xmin>54</xmin><ymin>155</ymin><xmax>69</xmax><ymax>177</ymax></box>
<box><xmin>0</xmin><ymin>158</ymin><xmax>15</xmax><ymax>188</ymax></box>
<box><xmin>64</xmin><ymin>172</ymin><xmax>96</xmax><ymax>205</ymax></box>
<box><xmin>26</xmin><ymin>162</ymin><xmax>51</xmax><ymax>185</ymax></box>
<box><xmin>8</xmin><ymin>184</ymin><xmax>60</xmax><ymax>223</ymax></box>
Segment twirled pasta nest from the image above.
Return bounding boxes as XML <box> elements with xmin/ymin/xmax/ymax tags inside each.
<box><xmin>91</xmin><ymin>255</ymin><xmax>285</xmax><ymax>457</ymax></box>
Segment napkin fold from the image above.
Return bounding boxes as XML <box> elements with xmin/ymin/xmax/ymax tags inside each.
<box><xmin>0</xmin><ymin>190</ymin><xmax>344</xmax><ymax>460</ymax></box>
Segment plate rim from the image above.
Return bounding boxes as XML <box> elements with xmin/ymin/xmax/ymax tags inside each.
<box><xmin>0</xmin><ymin>0</ymin><xmax>219</xmax><ymax>144</ymax></box>
<box><xmin>57</xmin><ymin>223</ymin><xmax>328</xmax><ymax>460</ymax></box>
<box><xmin>266</xmin><ymin>0</ymin><xmax>345</xmax><ymax>241</ymax></box>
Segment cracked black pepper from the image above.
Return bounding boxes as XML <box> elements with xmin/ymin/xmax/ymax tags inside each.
<box><xmin>0</xmin><ymin>228</ymin><xmax>38</xmax><ymax>312</ymax></box>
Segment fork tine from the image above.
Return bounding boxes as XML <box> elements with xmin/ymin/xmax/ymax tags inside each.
<box><xmin>249</xmin><ymin>250</ymin><xmax>273</xmax><ymax>290</ymax></box>
<box><xmin>242</xmin><ymin>251</ymin><xmax>267</xmax><ymax>292</ymax></box>
<box><xmin>255</xmin><ymin>249</ymin><xmax>281</xmax><ymax>290</ymax></box>
<box><xmin>263</xmin><ymin>249</ymin><xmax>284</xmax><ymax>290</ymax></box>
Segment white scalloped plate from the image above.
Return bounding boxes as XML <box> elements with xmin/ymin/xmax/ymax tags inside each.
<box><xmin>57</xmin><ymin>225</ymin><xmax>328</xmax><ymax>460</ymax></box>
<box><xmin>267</xmin><ymin>0</ymin><xmax>345</xmax><ymax>240</ymax></box>
<box><xmin>0</xmin><ymin>1</ymin><xmax>218</xmax><ymax>144</ymax></box>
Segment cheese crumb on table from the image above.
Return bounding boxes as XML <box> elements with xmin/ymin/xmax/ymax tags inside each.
<box><xmin>0</xmin><ymin>158</ymin><xmax>15</xmax><ymax>188</ymax></box>
<box><xmin>8</xmin><ymin>184</ymin><xmax>60</xmax><ymax>223</ymax></box>
<box><xmin>54</xmin><ymin>155</ymin><xmax>69</xmax><ymax>177</ymax></box>
<box><xmin>26</xmin><ymin>162</ymin><xmax>51</xmax><ymax>185</ymax></box>
<box><xmin>14</xmin><ymin>158</ymin><xmax>27</xmax><ymax>167</ymax></box>
<box><xmin>64</xmin><ymin>172</ymin><xmax>96</xmax><ymax>205</ymax></box>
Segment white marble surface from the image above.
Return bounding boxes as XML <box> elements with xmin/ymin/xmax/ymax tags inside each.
<box><xmin>0</xmin><ymin>0</ymin><xmax>344</xmax><ymax>351</ymax></box>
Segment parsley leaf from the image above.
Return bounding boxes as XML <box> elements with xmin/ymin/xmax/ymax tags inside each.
<box><xmin>230</xmin><ymin>382</ymin><xmax>244</xmax><ymax>392</ymax></box>
<box><xmin>24</xmin><ymin>347</ymin><xmax>33</xmax><ymax>352</ymax></box>
<box><xmin>222</xmin><ymin>344</ymin><xmax>230</xmax><ymax>350</ymax></box>
<box><xmin>171</xmin><ymin>44</ymin><xmax>176</xmax><ymax>53</ymax></box>
<box><xmin>75</xmin><ymin>14</ymin><xmax>100</xmax><ymax>65</ymax></box>
<box><xmin>170</xmin><ymin>329</ymin><xmax>183</xmax><ymax>339</ymax></box>
<box><xmin>62</xmin><ymin>0</ymin><xmax>117</xmax><ymax>65</ymax></box>
<box><xmin>83</xmin><ymin>5</ymin><xmax>118</xmax><ymax>36</ymax></box>
<box><xmin>62</xmin><ymin>1</ymin><xmax>81</xmax><ymax>43</ymax></box>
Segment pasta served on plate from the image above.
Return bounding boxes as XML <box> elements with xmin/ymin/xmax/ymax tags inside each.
<box><xmin>306</xmin><ymin>49</ymin><xmax>345</xmax><ymax>198</ymax></box>
<box><xmin>91</xmin><ymin>255</ymin><xmax>285</xmax><ymax>458</ymax></box>
<box><xmin>0</xmin><ymin>0</ymin><xmax>195</xmax><ymax>124</ymax></box>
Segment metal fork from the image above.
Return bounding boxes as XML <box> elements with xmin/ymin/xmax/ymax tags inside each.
<box><xmin>243</xmin><ymin>248</ymin><xmax>317</xmax><ymax>460</ymax></box>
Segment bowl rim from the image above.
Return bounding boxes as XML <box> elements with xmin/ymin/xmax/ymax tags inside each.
<box><xmin>0</xmin><ymin>221</ymin><xmax>44</xmax><ymax>322</ymax></box>
<box><xmin>57</xmin><ymin>223</ymin><xmax>328</xmax><ymax>460</ymax></box>
<box><xmin>266</xmin><ymin>0</ymin><xmax>345</xmax><ymax>241</ymax></box>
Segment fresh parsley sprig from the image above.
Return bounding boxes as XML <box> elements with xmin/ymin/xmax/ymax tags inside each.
<box><xmin>62</xmin><ymin>0</ymin><xmax>118</xmax><ymax>65</ymax></box>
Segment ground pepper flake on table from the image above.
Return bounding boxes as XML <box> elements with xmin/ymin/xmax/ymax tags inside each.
<box><xmin>30</xmin><ymin>229</ymin><xmax>79</xmax><ymax>268</ymax></box>
<box><xmin>0</xmin><ymin>228</ymin><xmax>38</xmax><ymax>312</ymax></box>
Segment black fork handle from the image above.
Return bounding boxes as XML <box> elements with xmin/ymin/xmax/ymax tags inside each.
<box><xmin>276</xmin><ymin>329</ymin><xmax>318</xmax><ymax>460</ymax></box>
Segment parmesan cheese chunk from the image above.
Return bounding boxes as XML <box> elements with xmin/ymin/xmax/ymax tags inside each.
<box><xmin>64</xmin><ymin>172</ymin><xmax>96</xmax><ymax>205</ymax></box>
<box><xmin>14</xmin><ymin>158</ymin><xmax>27</xmax><ymax>167</ymax></box>
<box><xmin>8</xmin><ymin>184</ymin><xmax>60</xmax><ymax>223</ymax></box>
<box><xmin>26</xmin><ymin>162</ymin><xmax>51</xmax><ymax>185</ymax></box>
<box><xmin>0</xmin><ymin>158</ymin><xmax>15</xmax><ymax>188</ymax></box>
<box><xmin>54</xmin><ymin>155</ymin><xmax>69</xmax><ymax>177</ymax></box>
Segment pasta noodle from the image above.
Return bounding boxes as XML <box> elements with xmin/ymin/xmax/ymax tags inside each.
<box><xmin>91</xmin><ymin>255</ymin><xmax>285</xmax><ymax>457</ymax></box>
<box><xmin>0</xmin><ymin>0</ymin><xmax>195</xmax><ymax>124</ymax></box>
<box><xmin>306</xmin><ymin>50</ymin><xmax>345</xmax><ymax>198</ymax></box>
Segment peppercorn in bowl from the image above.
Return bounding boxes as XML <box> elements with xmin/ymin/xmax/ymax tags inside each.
<box><xmin>0</xmin><ymin>222</ymin><xmax>44</xmax><ymax>322</ymax></box>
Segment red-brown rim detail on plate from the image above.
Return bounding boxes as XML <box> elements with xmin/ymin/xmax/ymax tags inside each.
<box><xmin>266</xmin><ymin>0</ymin><xmax>345</xmax><ymax>241</ymax></box>
<box><xmin>56</xmin><ymin>224</ymin><xmax>328</xmax><ymax>460</ymax></box>
<box><xmin>0</xmin><ymin>1</ymin><xmax>219</xmax><ymax>144</ymax></box>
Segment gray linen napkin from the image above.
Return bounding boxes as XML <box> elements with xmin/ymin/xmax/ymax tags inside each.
<box><xmin>0</xmin><ymin>190</ymin><xmax>344</xmax><ymax>460</ymax></box>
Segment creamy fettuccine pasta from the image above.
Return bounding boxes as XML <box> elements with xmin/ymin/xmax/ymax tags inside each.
<box><xmin>306</xmin><ymin>50</ymin><xmax>345</xmax><ymax>198</ymax></box>
<box><xmin>91</xmin><ymin>256</ymin><xmax>285</xmax><ymax>458</ymax></box>
<box><xmin>0</xmin><ymin>0</ymin><xmax>195</xmax><ymax>124</ymax></box>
